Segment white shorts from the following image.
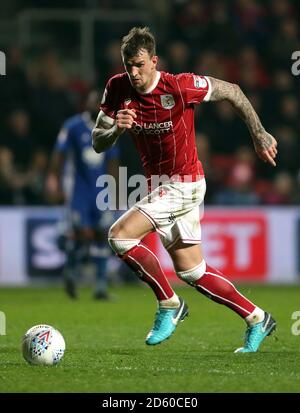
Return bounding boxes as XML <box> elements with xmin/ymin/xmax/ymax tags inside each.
<box><xmin>133</xmin><ymin>178</ymin><xmax>206</xmax><ymax>249</ymax></box>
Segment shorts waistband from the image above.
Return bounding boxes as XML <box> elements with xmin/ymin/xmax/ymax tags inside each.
<box><xmin>147</xmin><ymin>173</ymin><xmax>204</xmax><ymax>185</ymax></box>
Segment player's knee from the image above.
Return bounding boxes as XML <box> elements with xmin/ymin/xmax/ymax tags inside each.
<box><xmin>108</xmin><ymin>221</ymin><xmax>123</xmax><ymax>240</ymax></box>
<box><xmin>108</xmin><ymin>218</ymin><xmax>145</xmax><ymax>256</ymax></box>
<box><xmin>108</xmin><ymin>237</ymin><xmax>140</xmax><ymax>256</ymax></box>
<box><xmin>109</xmin><ymin>215</ymin><xmax>139</xmax><ymax>239</ymax></box>
<box><xmin>176</xmin><ymin>260</ymin><xmax>206</xmax><ymax>285</ymax></box>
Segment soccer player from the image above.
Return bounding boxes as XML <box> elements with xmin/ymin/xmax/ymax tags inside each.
<box><xmin>47</xmin><ymin>90</ymin><xmax>119</xmax><ymax>300</ymax></box>
<box><xmin>92</xmin><ymin>27</ymin><xmax>277</xmax><ymax>352</ymax></box>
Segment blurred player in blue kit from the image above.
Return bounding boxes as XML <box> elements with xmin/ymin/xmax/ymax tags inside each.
<box><xmin>47</xmin><ymin>90</ymin><xmax>119</xmax><ymax>299</ymax></box>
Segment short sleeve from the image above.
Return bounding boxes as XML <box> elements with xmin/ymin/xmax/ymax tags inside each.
<box><xmin>179</xmin><ymin>73</ymin><xmax>212</xmax><ymax>105</ymax></box>
<box><xmin>100</xmin><ymin>77</ymin><xmax>120</xmax><ymax>119</ymax></box>
<box><xmin>54</xmin><ymin>121</ymin><xmax>73</xmax><ymax>153</ymax></box>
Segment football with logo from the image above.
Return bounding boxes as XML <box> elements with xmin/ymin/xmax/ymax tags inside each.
<box><xmin>21</xmin><ymin>324</ymin><xmax>65</xmax><ymax>366</ymax></box>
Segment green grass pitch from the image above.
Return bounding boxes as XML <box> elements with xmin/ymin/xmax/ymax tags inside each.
<box><xmin>0</xmin><ymin>284</ymin><xmax>300</xmax><ymax>393</ymax></box>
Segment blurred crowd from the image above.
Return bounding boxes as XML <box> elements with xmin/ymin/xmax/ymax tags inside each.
<box><xmin>0</xmin><ymin>0</ymin><xmax>300</xmax><ymax>206</ymax></box>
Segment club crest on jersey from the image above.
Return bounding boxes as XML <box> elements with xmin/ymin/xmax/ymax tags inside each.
<box><xmin>160</xmin><ymin>94</ymin><xmax>175</xmax><ymax>109</ymax></box>
<box><xmin>124</xmin><ymin>98</ymin><xmax>131</xmax><ymax>107</ymax></box>
<box><xmin>193</xmin><ymin>75</ymin><xmax>207</xmax><ymax>89</ymax></box>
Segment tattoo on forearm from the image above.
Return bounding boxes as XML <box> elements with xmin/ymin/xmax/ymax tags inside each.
<box><xmin>208</xmin><ymin>77</ymin><xmax>266</xmax><ymax>143</ymax></box>
<box><xmin>92</xmin><ymin>126</ymin><xmax>119</xmax><ymax>153</ymax></box>
<box><xmin>253</xmin><ymin>132</ymin><xmax>272</xmax><ymax>150</ymax></box>
<box><xmin>92</xmin><ymin>112</ymin><xmax>121</xmax><ymax>153</ymax></box>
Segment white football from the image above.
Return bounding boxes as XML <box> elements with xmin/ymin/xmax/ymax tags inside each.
<box><xmin>21</xmin><ymin>324</ymin><xmax>65</xmax><ymax>366</ymax></box>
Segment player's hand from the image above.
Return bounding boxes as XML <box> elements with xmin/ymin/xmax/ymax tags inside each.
<box><xmin>253</xmin><ymin>131</ymin><xmax>278</xmax><ymax>167</ymax></box>
<box><xmin>45</xmin><ymin>173</ymin><xmax>65</xmax><ymax>203</ymax></box>
<box><xmin>115</xmin><ymin>108</ymin><xmax>137</xmax><ymax>133</ymax></box>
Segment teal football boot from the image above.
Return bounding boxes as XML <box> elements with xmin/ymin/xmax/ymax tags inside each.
<box><xmin>146</xmin><ymin>297</ymin><xmax>189</xmax><ymax>345</ymax></box>
<box><xmin>235</xmin><ymin>312</ymin><xmax>276</xmax><ymax>353</ymax></box>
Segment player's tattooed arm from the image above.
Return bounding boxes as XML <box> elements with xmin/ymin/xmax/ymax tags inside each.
<box><xmin>207</xmin><ymin>76</ymin><xmax>277</xmax><ymax>166</ymax></box>
<box><xmin>92</xmin><ymin>109</ymin><xmax>137</xmax><ymax>153</ymax></box>
<box><xmin>92</xmin><ymin>111</ymin><xmax>121</xmax><ymax>153</ymax></box>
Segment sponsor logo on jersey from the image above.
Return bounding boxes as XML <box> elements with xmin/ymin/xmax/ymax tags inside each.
<box><xmin>160</xmin><ymin>94</ymin><xmax>175</xmax><ymax>109</ymax></box>
<box><xmin>193</xmin><ymin>75</ymin><xmax>207</xmax><ymax>89</ymax></box>
<box><xmin>132</xmin><ymin>121</ymin><xmax>173</xmax><ymax>135</ymax></box>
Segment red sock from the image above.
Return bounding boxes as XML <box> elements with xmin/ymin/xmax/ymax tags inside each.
<box><xmin>195</xmin><ymin>264</ymin><xmax>256</xmax><ymax>318</ymax></box>
<box><xmin>121</xmin><ymin>242</ymin><xmax>174</xmax><ymax>301</ymax></box>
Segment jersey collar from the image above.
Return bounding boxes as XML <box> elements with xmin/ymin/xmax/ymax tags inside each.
<box><xmin>139</xmin><ymin>71</ymin><xmax>161</xmax><ymax>95</ymax></box>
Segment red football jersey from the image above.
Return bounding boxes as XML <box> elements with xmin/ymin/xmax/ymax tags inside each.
<box><xmin>100</xmin><ymin>71</ymin><xmax>211</xmax><ymax>183</ymax></box>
